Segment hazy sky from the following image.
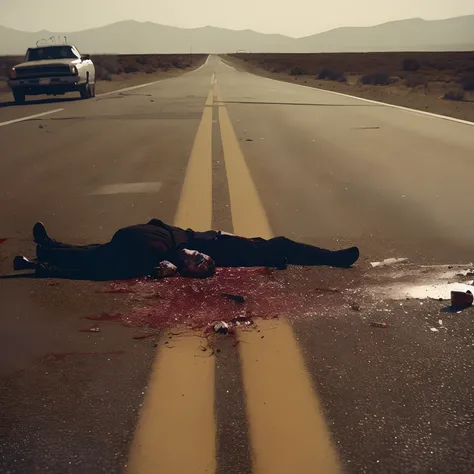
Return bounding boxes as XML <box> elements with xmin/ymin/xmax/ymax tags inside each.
<box><xmin>1</xmin><ymin>0</ymin><xmax>473</xmax><ymax>37</ymax></box>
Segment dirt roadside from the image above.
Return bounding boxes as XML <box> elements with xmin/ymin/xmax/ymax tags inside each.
<box><xmin>0</xmin><ymin>54</ymin><xmax>207</xmax><ymax>104</ymax></box>
<box><xmin>225</xmin><ymin>53</ymin><xmax>474</xmax><ymax>123</ymax></box>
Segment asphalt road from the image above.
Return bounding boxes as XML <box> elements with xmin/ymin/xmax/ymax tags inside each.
<box><xmin>1</xmin><ymin>55</ymin><xmax>473</xmax><ymax>474</ymax></box>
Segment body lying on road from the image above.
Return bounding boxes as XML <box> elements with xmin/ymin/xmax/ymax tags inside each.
<box><xmin>12</xmin><ymin>221</ymin><xmax>360</xmax><ymax>280</ymax></box>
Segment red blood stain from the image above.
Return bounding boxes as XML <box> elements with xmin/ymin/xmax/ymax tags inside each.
<box><xmin>99</xmin><ymin>267</ymin><xmax>349</xmax><ymax>330</ymax></box>
<box><xmin>0</xmin><ymin>238</ymin><xmax>7</xmax><ymax>245</ymax></box>
<box><xmin>43</xmin><ymin>350</ymin><xmax>124</xmax><ymax>361</ymax></box>
<box><xmin>112</xmin><ymin>278</ymin><xmax>144</xmax><ymax>286</ymax></box>
<box><xmin>85</xmin><ymin>312</ymin><xmax>122</xmax><ymax>321</ymax></box>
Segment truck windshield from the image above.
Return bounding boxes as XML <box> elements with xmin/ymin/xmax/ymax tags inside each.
<box><xmin>26</xmin><ymin>46</ymin><xmax>80</xmax><ymax>61</ymax></box>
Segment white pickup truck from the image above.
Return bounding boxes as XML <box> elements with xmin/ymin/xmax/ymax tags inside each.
<box><xmin>8</xmin><ymin>44</ymin><xmax>96</xmax><ymax>104</ymax></box>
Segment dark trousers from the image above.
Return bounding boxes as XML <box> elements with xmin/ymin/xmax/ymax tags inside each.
<box><xmin>256</xmin><ymin>236</ymin><xmax>333</xmax><ymax>265</ymax></box>
<box><xmin>190</xmin><ymin>234</ymin><xmax>334</xmax><ymax>267</ymax></box>
<box><xmin>36</xmin><ymin>242</ymin><xmax>145</xmax><ymax>279</ymax></box>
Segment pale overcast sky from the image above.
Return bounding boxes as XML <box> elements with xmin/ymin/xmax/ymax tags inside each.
<box><xmin>1</xmin><ymin>0</ymin><xmax>473</xmax><ymax>37</ymax></box>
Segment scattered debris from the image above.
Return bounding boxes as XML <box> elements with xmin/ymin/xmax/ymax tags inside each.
<box><xmin>245</xmin><ymin>138</ymin><xmax>253</xmax><ymax>142</ymax></box>
<box><xmin>315</xmin><ymin>287</ymin><xmax>340</xmax><ymax>293</ymax></box>
<box><xmin>79</xmin><ymin>326</ymin><xmax>100</xmax><ymax>333</ymax></box>
<box><xmin>221</xmin><ymin>292</ymin><xmax>245</xmax><ymax>304</ymax></box>
<box><xmin>370</xmin><ymin>322</ymin><xmax>388</xmax><ymax>328</ymax></box>
<box><xmin>350</xmin><ymin>303</ymin><xmax>361</xmax><ymax>311</ymax></box>
<box><xmin>213</xmin><ymin>321</ymin><xmax>230</xmax><ymax>334</ymax></box>
<box><xmin>430</xmin><ymin>327</ymin><xmax>439</xmax><ymax>332</ymax></box>
<box><xmin>371</xmin><ymin>258</ymin><xmax>408</xmax><ymax>268</ymax></box>
<box><xmin>394</xmin><ymin>282</ymin><xmax>474</xmax><ymax>301</ymax></box>
<box><xmin>38</xmin><ymin>124</ymin><xmax>46</xmax><ymax>129</ymax></box>
<box><xmin>230</xmin><ymin>316</ymin><xmax>253</xmax><ymax>327</ymax></box>
<box><xmin>450</xmin><ymin>290</ymin><xmax>473</xmax><ymax>309</ymax></box>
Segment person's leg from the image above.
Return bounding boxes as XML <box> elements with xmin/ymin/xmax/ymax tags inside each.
<box><xmin>38</xmin><ymin>242</ymin><xmax>128</xmax><ymax>279</ymax></box>
<box><xmin>36</xmin><ymin>241</ymin><xmax>110</xmax><ymax>269</ymax></box>
<box><xmin>13</xmin><ymin>256</ymin><xmax>80</xmax><ymax>278</ymax></box>
<box><xmin>260</xmin><ymin>237</ymin><xmax>359</xmax><ymax>267</ymax></box>
<box><xmin>36</xmin><ymin>243</ymin><xmax>103</xmax><ymax>264</ymax></box>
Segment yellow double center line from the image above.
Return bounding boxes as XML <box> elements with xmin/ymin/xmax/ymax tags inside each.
<box><xmin>126</xmin><ymin>79</ymin><xmax>341</xmax><ymax>474</ymax></box>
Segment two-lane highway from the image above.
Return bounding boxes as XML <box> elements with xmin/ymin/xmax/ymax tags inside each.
<box><xmin>1</xmin><ymin>55</ymin><xmax>473</xmax><ymax>474</ymax></box>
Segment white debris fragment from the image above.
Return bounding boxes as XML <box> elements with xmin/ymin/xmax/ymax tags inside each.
<box><xmin>438</xmin><ymin>319</ymin><xmax>443</xmax><ymax>326</ymax></box>
<box><xmin>430</xmin><ymin>327</ymin><xmax>439</xmax><ymax>332</ymax></box>
<box><xmin>213</xmin><ymin>321</ymin><xmax>229</xmax><ymax>334</ymax></box>
<box><xmin>371</xmin><ymin>258</ymin><xmax>408</xmax><ymax>268</ymax></box>
<box><xmin>395</xmin><ymin>282</ymin><xmax>474</xmax><ymax>301</ymax></box>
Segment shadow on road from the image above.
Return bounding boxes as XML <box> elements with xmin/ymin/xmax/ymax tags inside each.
<box><xmin>0</xmin><ymin>273</ymin><xmax>37</xmax><ymax>280</ymax></box>
<box><xmin>0</xmin><ymin>96</ymin><xmax>81</xmax><ymax>109</ymax></box>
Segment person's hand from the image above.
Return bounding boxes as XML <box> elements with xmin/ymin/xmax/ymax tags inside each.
<box><xmin>150</xmin><ymin>261</ymin><xmax>178</xmax><ymax>279</ymax></box>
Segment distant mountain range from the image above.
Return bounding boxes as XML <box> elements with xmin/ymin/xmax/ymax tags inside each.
<box><xmin>1</xmin><ymin>15</ymin><xmax>473</xmax><ymax>55</ymax></box>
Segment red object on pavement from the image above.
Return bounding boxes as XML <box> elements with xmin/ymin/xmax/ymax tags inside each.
<box><xmin>0</xmin><ymin>238</ymin><xmax>7</xmax><ymax>245</ymax></box>
<box><xmin>450</xmin><ymin>290</ymin><xmax>473</xmax><ymax>308</ymax></box>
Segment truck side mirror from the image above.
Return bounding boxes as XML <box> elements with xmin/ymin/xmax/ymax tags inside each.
<box><xmin>82</xmin><ymin>54</ymin><xmax>91</xmax><ymax>61</ymax></box>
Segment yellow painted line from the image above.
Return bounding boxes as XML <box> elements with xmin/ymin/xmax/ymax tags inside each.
<box><xmin>216</xmin><ymin>85</ymin><xmax>341</xmax><ymax>473</ymax></box>
<box><xmin>218</xmin><ymin>103</ymin><xmax>272</xmax><ymax>239</ymax></box>
<box><xmin>174</xmin><ymin>89</ymin><xmax>214</xmax><ymax>230</ymax></box>
<box><xmin>237</xmin><ymin>320</ymin><xmax>342</xmax><ymax>474</ymax></box>
<box><xmin>205</xmin><ymin>88</ymin><xmax>214</xmax><ymax>107</ymax></box>
<box><xmin>126</xmin><ymin>331</ymin><xmax>216</xmax><ymax>474</ymax></box>
<box><xmin>126</xmin><ymin>89</ymin><xmax>216</xmax><ymax>474</ymax></box>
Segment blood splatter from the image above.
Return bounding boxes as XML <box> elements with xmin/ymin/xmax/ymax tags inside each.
<box><xmin>98</xmin><ymin>267</ymin><xmax>351</xmax><ymax>331</ymax></box>
<box><xmin>85</xmin><ymin>312</ymin><xmax>122</xmax><ymax>322</ymax></box>
<box><xmin>0</xmin><ymin>238</ymin><xmax>8</xmax><ymax>245</ymax></box>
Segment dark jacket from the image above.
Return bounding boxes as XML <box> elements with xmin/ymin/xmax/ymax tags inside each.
<box><xmin>110</xmin><ymin>219</ymin><xmax>191</xmax><ymax>268</ymax></box>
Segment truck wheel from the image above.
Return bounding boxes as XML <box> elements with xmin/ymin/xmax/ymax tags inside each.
<box><xmin>13</xmin><ymin>90</ymin><xmax>25</xmax><ymax>104</ymax></box>
<box><xmin>79</xmin><ymin>85</ymin><xmax>90</xmax><ymax>100</ymax></box>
